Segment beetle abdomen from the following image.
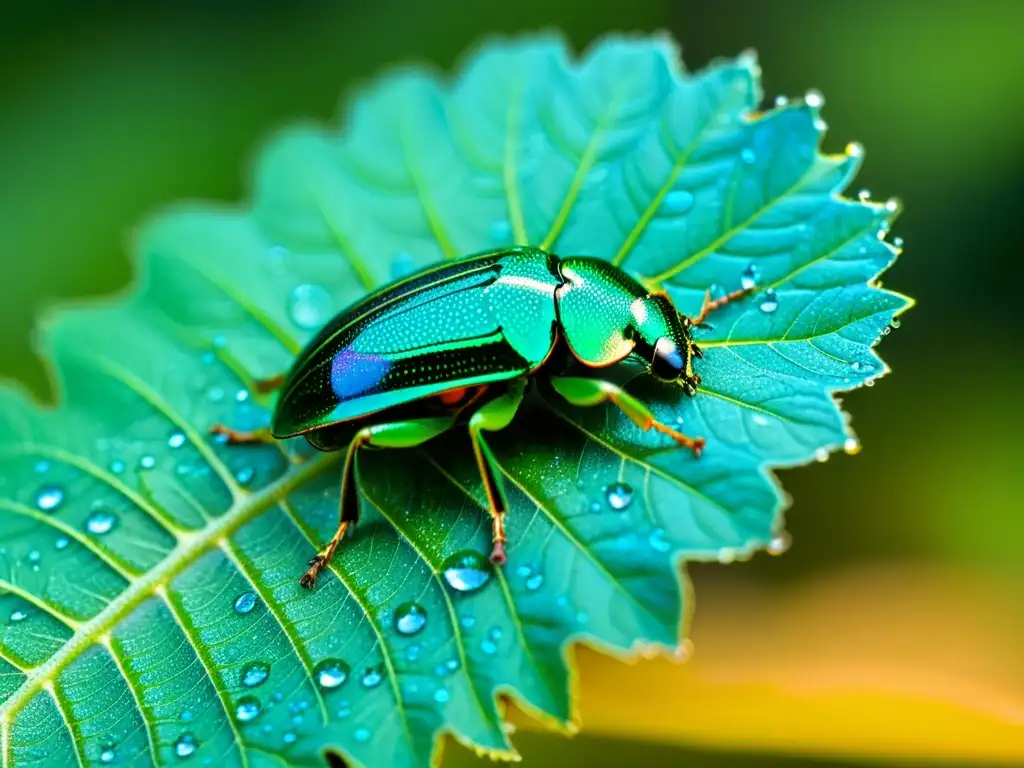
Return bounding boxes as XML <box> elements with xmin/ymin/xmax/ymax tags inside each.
<box><xmin>272</xmin><ymin>247</ymin><xmax>562</xmax><ymax>438</ymax></box>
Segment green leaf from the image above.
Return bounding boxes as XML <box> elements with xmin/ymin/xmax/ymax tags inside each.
<box><xmin>0</xmin><ymin>33</ymin><xmax>908</xmax><ymax>768</ymax></box>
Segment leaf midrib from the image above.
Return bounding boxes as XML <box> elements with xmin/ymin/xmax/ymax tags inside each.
<box><xmin>0</xmin><ymin>452</ymin><xmax>338</xmax><ymax>726</ymax></box>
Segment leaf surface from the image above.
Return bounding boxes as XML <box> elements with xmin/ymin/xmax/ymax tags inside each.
<box><xmin>0</xmin><ymin>34</ymin><xmax>908</xmax><ymax>768</ymax></box>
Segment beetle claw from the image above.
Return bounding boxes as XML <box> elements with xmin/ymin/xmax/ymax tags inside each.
<box><xmin>489</xmin><ymin>541</ymin><xmax>507</xmax><ymax>567</ymax></box>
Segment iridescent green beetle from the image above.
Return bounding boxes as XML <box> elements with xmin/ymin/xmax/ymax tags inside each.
<box><xmin>213</xmin><ymin>247</ymin><xmax>753</xmax><ymax>589</ymax></box>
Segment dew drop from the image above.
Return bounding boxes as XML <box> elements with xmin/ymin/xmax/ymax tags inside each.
<box><xmin>525</xmin><ymin>573</ymin><xmax>544</xmax><ymax>591</ymax></box>
<box><xmin>759</xmin><ymin>289</ymin><xmax>779</xmax><ymax>313</ymax></box>
<box><xmin>774</xmin><ymin>95</ymin><xmax>789</xmax><ymax>107</ymax></box>
<box><xmin>354</xmin><ymin>727</ymin><xmax>371</xmax><ymax>743</ymax></box>
<box><xmin>27</xmin><ymin>550</ymin><xmax>41</xmax><ymax>567</ymax></box>
<box><xmin>857</xmin><ymin>188</ymin><xmax>871</xmax><ymax>202</ymax></box>
<box><xmin>9</xmin><ymin>610</ymin><xmax>27</xmax><ymax>623</ymax></box>
<box><xmin>86</xmin><ymin>508</ymin><xmax>117</xmax><ymax>536</ymax></box>
<box><xmin>55</xmin><ymin>536</ymin><xmax>70</xmax><ymax>551</ymax></box>
<box><xmin>405</xmin><ymin>644</ymin><xmax>421</xmax><ymax>662</ymax></box>
<box><xmin>235</xmin><ymin>467</ymin><xmax>255</xmax><ymax>486</ymax></box>
<box><xmin>139</xmin><ymin>455</ymin><xmax>156</xmax><ymax>470</ymax></box>
<box><xmin>361</xmin><ymin>665</ymin><xmax>384</xmax><ymax>689</ymax></box>
<box><xmin>893</xmin><ymin>236</ymin><xmax>904</xmax><ymax>249</ymax></box>
<box><xmin>235</xmin><ymin>389</ymin><xmax>249</xmax><ymax>403</ymax></box>
<box><xmin>740</xmin><ymin>263</ymin><xmax>758</xmax><ymax>290</ymax></box>
<box><xmin>208</xmin><ymin>386</ymin><xmax>225</xmax><ymax>404</ymax></box>
<box><xmin>288</xmin><ymin>284</ymin><xmax>333</xmax><ymax>330</ymax></box>
<box><xmin>844</xmin><ymin>437</ymin><xmax>862</xmax><ymax>455</ymax></box>
<box><xmin>268</xmin><ymin>245</ymin><xmax>289</xmax><ymax>263</ymax></box>
<box><xmin>241</xmin><ymin>662</ymin><xmax>270</xmax><ymax>688</ymax></box>
<box><xmin>233</xmin><ymin>591</ymin><xmax>257</xmax><ymax>615</ymax></box>
<box><xmin>740</xmin><ymin>147</ymin><xmax>756</xmax><ymax>165</ymax></box>
<box><xmin>282</xmin><ymin>732</ymin><xmax>297</xmax><ymax>745</ymax></box>
<box><xmin>393</xmin><ymin>602</ymin><xmax>427</xmax><ymax>636</ymax></box>
<box><xmin>660</xmin><ymin>189</ymin><xmax>695</xmax><ymax>216</ymax></box>
<box><xmin>890</xmin><ymin>317</ymin><xmax>902</xmax><ymax>329</ymax></box>
<box><xmin>805</xmin><ymin>89</ymin><xmax>824</xmax><ymax>108</ymax></box>
<box><xmin>441</xmin><ymin>550</ymin><xmax>493</xmax><ymax>593</ymax></box>
<box><xmin>236</xmin><ymin>697</ymin><xmax>261</xmax><ymax>723</ymax></box>
<box><xmin>768</xmin><ymin>533</ymin><xmax>791</xmax><ymax>555</ymax></box>
<box><xmin>174</xmin><ymin>733</ymin><xmax>197</xmax><ymax>759</ymax></box>
<box><xmin>391</xmin><ymin>252</ymin><xmax>418</xmax><ymax>281</ymax></box>
<box><xmin>846</xmin><ymin>142</ymin><xmax>864</xmax><ymax>158</ymax></box>
<box><xmin>814</xmin><ymin>448</ymin><xmax>829</xmax><ymax>463</ymax></box>
<box><xmin>36</xmin><ymin>486</ymin><xmax>64</xmax><ymax>512</ymax></box>
<box><xmin>588</xmin><ymin>500</ymin><xmax>601</xmax><ymax>513</ymax></box>
<box><xmin>480</xmin><ymin>639</ymin><xmax>497</xmax><ymax>655</ymax></box>
<box><xmin>100</xmin><ymin>745</ymin><xmax>117</xmax><ymax>764</ymax></box>
<box><xmin>109</xmin><ymin>460</ymin><xmax>126</xmax><ymax>475</ymax></box>
<box><xmin>180</xmin><ymin>710</ymin><xmax>193</xmax><ymax>723</ymax></box>
<box><xmin>605</xmin><ymin>482</ymin><xmax>633</xmax><ymax>511</ymax></box>
<box><xmin>648</xmin><ymin>528</ymin><xmax>671</xmax><ymax>553</ymax></box>
<box><xmin>434</xmin><ymin>688</ymin><xmax>450</xmax><ymax>704</ymax></box>
<box><xmin>34</xmin><ymin>460</ymin><xmax>50</xmax><ymax>474</ymax></box>
<box><xmin>315</xmin><ymin>659</ymin><xmax>350</xmax><ymax>690</ymax></box>
<box><xmin>337</xmin><ymin>701</ymin><xmax>351</xmax><ymax>719</ymax></box>
<box><xmin>168</xmin><ymin>431</ymin><xmax>187</xmax><ymax>449</ymax></box>
<box><xmin>489</xmin><ymin>219</ymin><xmax>513</xmax><ymax>243</ymax></box>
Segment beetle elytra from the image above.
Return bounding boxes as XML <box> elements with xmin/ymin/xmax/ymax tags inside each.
<box><xmin>212</xmin><ymin>246</ymin><xmax>754</xmax><ymax>589</ymax></box>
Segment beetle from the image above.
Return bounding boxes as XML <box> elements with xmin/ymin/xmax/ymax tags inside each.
<box><xmin>212</xmin><ymin>246</ymin><xmax>754</xmax><ymax>589</ymax></box>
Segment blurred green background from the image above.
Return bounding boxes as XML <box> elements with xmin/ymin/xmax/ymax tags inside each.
<box><xmin>2</xmin><ymin>0</ymin><xmax>1022</xmax><ymax>765</ymax></box>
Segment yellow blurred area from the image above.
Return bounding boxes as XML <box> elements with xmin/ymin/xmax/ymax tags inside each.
<box><xmin>555</xmin><ymin>565</ymin><xmax>1024</xmax><ymax>763</ymax></box>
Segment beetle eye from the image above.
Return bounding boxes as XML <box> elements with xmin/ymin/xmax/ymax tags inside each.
<box><xmin>651</xmin><ymin>337</ymin><xmax>684</xmax><ymax>381</ymax></box>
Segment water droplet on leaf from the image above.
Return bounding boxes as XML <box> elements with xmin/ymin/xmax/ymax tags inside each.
<box><xmin>768</xmin><ymin>533</ymin><xmax>791</xmax><ymax>555</ymax></box>
<box><xmin>441</xmin><ymin>550</ymin><xmax>492</xmax><ymax>593</ymax></box>
<box><xmin>759</xmin><ymin>289</ymin><xmax>778</xmax><ymax>313</ymax></box>
<box><xmin>236</xmin><ymin>697</ymin><xmax>261</xmax><ymax>723</ymax></box>
<box><xmin>241</xmin><ymin>662</ymin><xmax>270</xmax><ymax>688</ymax></box>
<box><xmin>9</xmin><ymin>610</ymin><xmax>27</xmax><ymax>623</ymax></box>
<box><xmin>168</xmin><ymin>431</ymin><xmax>186</xmax><ymax>449</ymax></box>
<box><xmin>86</xmin><ymin>508</ymin><xmax>117</xmax><ymax>536</ymax></box>
<box><xmin>288</xmin><ymin>284</ymin><xmax>332</xmax><ymax>330</ymax></box>
<box><xmin>660</xmin><ymin>189</ymin><xmax>695</xmax><ymax>216</ymax></box>
<box><xmin>315</xmin><ymin>659</ymin><xmax>350</xmax><ymax>690</ymax></box>
<box><xmin>434</xmin><ymin>688</ymin><xmax>450</xmax><ymax>704</ymax></box>
<box><xmin>393</xmin><ymin>602</ymin><xmax>427</xmax><ymax>636</ymax></box>
<box><xmin>361</xmin><ymin>665</ymin><xmax>384</xmax><ymax>689</ymax></box>
<box><xmin>740</xmin><ymin>147</ymin><xmax>755</xmax><ymax>164</ymax></box>
<box><xmin>648</xmin><ymin>528</ymin><xmax>671</xmax><ymax>553</ymax></box>
<box><xmin>36</xmin><ymin>486</ymin><xmax>64</xmax><ymax>512</ymax></box>
<box><xmin>174</xmin><ymin>733</ymin><xmax>197</xmax><ymax>759</ymax></box>
<box><xmin>605</xmin><ymin>482</ymin><xmax>633</xmax><ymax>511</ymax></box>
<box><xmin>391</xmin><ymin>252</ymin><xmax>418</xmax><ymax>281</ymax></box>
<box><xmin>233</xmin><ymin>592</ymin><xmax>257</xmax><ymax>615</ymax></box>
<box><xmin>740</xmin><ymin>263</ymin><xmax>758</xmax><ymax>290</ymax></box>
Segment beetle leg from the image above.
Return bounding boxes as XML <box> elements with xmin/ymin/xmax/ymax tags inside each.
<box><xmin>253</xmin><ymin>373</ymin><xmax>287</xmax><ymax>394</ymax></box>
<box><xmin>299</xmin><ymin>414</ymin><xmax>458</xmax><ymax>590</ymax></box>
<box><xmin>467</xmin><ymin>380</ymin><xmax>526</xmax><ymax>566</ymax></box>
<box><xmin>549</xmin><ymin>377</ymin><xmax>705</xmax><ymax>457</ymax></box>
<box><xmin>209</xmin><ymin>424</ymin><xmax>274</xmax><ymax>445</ymax></box>
<box><xmin>687</xmin><ymin>284</ymin><xmax>756</xmax><ymax>327</ymax></box>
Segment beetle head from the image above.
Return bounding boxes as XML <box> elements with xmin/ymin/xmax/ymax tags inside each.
<box><xmin>629</xmin><ymin>294</ymin><xmax>702</xmax><ymax>395</ymax></box>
